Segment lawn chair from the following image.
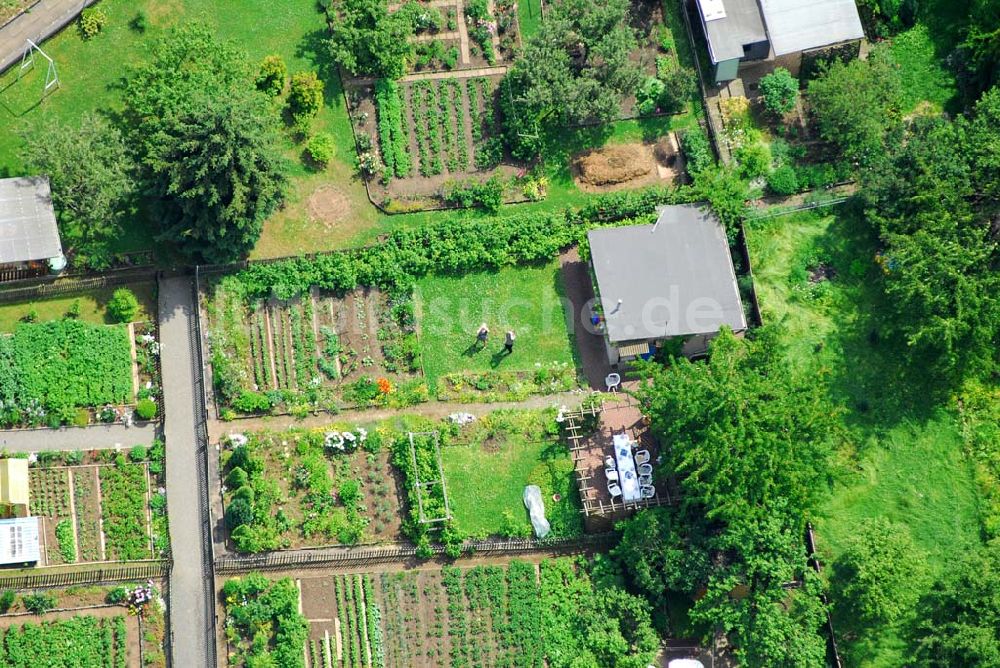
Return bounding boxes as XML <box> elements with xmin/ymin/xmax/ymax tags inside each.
<box><xmin>635</xmin><ymin>449</ymin><xmax>651</xmax><ymax>465</ymax></box>
<box><xmin>605</xmin><ymin>373</ymin><xmax>621</xmax><ymax>392</ymax></box>
<box><xmin>604</xmin><ymin>455</ymin><xmax>616</xmax><ymax>470</ymax></box>
<box><xmin>605</xmin><ymin>469</ymin><xmax>619</xmax><ymax>482</ymax></box>
<box><xmin>638</xmin><ymin>463</ymin><xmax>653</xmax><ymax>476</ymax></box>
<box><xmin>640</xmin><ymin>485</ymin><xmax>655</xmax><ymax>499</ymax></box>
<box><xmin>608</xmin><ymin>482</ymin><xmax>623</xmax><ymax>498</ymax></box>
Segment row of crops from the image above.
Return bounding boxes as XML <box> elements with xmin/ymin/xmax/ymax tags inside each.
<box><xmin>364</xmin><ymin>559</ymin><xmax>658</xmax><ymax>668</ymax></box>
<box><xmin>28</xmin><ymin>458</ymin><xmax>158</xmax><ymax>563</ymax></box>
<box><xmin>0</xmin><ymin>320</ymin><xmax>133</xmax><ymax>427</ymax></box>
<box><xmin>0</xmin><ymin>615</ymin><xmax>128</xmax><ymax>668</ymax></box>
<box><xmin>373</xmin><ymin>77</ymin><xmax>500</xmax><ymax>181</ymax></box>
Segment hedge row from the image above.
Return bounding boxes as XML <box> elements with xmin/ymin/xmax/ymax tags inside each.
<box><xmin>235</xmin><ymin>184</ymin><xmax>700</xmax><ymax>300</ymax></box>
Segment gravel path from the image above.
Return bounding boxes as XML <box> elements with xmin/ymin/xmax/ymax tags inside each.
<box><xmin>0</xmin><ymin>422</ymin><xmax>158</xmax><ymax>452</ymax></box>
<box><xmin>0</xmin><ymin>0</ymin><xmax>97</xmax><ymax>75</ymax></box>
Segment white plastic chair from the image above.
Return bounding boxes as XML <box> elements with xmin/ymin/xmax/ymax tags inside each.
<box><xmin>605</xmin><ymin>372</ymin><xmax>621</xmax><ymax>392</ymax></box>
<box><xmin>638</xmin><ymin>463</ymin><xmax>653</xmax><ymax>476</ymax></box>
<box><xmin>638</xmin><ymin>474</ymin><xmax>653</xmax><ymax>486</ymax></box>
<box><xmin>635</xmin><ymin>449</ymin><xmax>651</xmax><ymax>465</ymax></box>
<box><xmin>605</xmin><ymin>469</ymin><xmax>619</xmax><ymax>482</ymax></box>
<box><xmin>640</xmin><ymin>485</ymin><xmax>655</xmax><ymax>499</ymax></box>
<box><xmin>604</xmin><ymin>455</ymin><xmax>616</xmax><ymax>470</ymax></box>
<box><xmin>608</xmin><ymin>482</ymin><xmax>622</xmax><ymax>497</ymax></box>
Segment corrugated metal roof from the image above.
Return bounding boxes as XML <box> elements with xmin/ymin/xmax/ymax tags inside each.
<box><xmin>0</xmin><ymin>517</ymin><xmax>40</xmax><ymax>565</ymax></box>
<box><xmin>760</xmin><ymin>0</ymin><xmax>864</xmax><ymax>56</ymax></box>
<box><xmin>0</xmin><ymin>176</ymin><xmax>63</xmax><ymax>265</ymax></box>
<box><xmin>697</xmin><ymin>0</ymin><xmax>767</xmax><ymax>62</ymax></box>
<box><xmin>587</xmin><ymin>205</ymin><xmax>747</xmax><ymax>344</ymax></box>
<box><xmin>0</xmin><ymin>459</ymin><xmax>30</xmax><ymax>507</ymax></box>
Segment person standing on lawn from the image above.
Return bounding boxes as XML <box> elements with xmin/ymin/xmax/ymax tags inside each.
<box><xmin>504</xmin><ymin>329</ymin><xmax>516</xmax><ymax>355</ymax></box>
<box><xmin>476</xmin><ymin>323</ymin><xmax>490</xmax><ymax>347</ymax></box>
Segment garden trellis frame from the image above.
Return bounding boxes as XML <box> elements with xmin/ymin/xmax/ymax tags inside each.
<box><xmin>408</xmin><ymin>431</ymin><xmax>452</xmax><ymax>524</ymax></box>
<box><xmin>18</xmin><ymin>39</ymin><xmax>60</xmax><ymax>96</ymax></box>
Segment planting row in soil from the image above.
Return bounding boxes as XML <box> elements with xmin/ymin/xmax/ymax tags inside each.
<box><xmin>29</xmin><ymin>463</ymin><xmax>156</xmax><ymax>564</ymax></box>
<box><xmin>207</xmin><ymin>279</ymin><xmax>423</xmax><ymax>415</ymax></box>
<box><xmin>295</xmin><ymin>562</ymin><xmax>544</xmax><ymax>668</ymax></box>
<box><xmin>348</xmin><ymin>75</ymin><xmax>527</xmax><ymax>210</ymax></box>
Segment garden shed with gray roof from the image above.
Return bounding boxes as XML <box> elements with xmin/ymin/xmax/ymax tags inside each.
<box><xmin>0</xmin><ymin>175</ymin><xmax>64</xmax><ymax>271</ymax></box>
<box><xmin>587</xmin><ymin>204</ymin><xmax>746</xmax><ymax>364</ymax></box>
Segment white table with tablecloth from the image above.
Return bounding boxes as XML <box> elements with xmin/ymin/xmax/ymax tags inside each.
<box><xmin>613</xmin><ymin>433</ymin><xmax>640</xmax><ymax>502</ymax></box>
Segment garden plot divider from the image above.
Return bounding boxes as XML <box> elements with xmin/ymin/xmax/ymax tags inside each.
<box><xmin>0</xmin><ymin>559</ymin><xmax>169</xmax><ymax>591</ymax></box>
<box><xmin>185</xmin><ymin>269</ymin><xmax>221</xmax><ymax>668</ymax></box>
<box><xmin>214</xmin><ymin>532</ymin><xmax>618</xmax><ymax>573</ymax></box>
<box><xmin>0</xmin><ymin>266</ymin><xmax>157</xmax><ymax>301</ymax></box>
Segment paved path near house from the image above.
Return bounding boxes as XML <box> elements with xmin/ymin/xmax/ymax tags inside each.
<box><xmin>158</xmin><ymin>276</ymin><xmax>215</xmax><ymax>668</ymax></box>
<box><xmin>0</xmin><ymin>422</ymin><xmax>158</xmax><ymax>451</ymax></box>
<box><xmin>0</xmin><ymin>0</ymin><xmax>96</xmax><ymax>75</ymax></box>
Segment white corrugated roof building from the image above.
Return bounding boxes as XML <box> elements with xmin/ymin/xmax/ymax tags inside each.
<box><xmin>0</xmin><ymin>176</ymin><xmax>63</xmax><ymax>265</ymax></box>
<box><xmin>0</xmin><ymin>517</ymin><xmax>40</xmax><ymax>566</ymax></box>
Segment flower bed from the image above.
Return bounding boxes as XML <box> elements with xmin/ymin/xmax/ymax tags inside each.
<box><xmin>436</xmin><ymin>362</ymin><xmax>577</xmax><ymax>402</ymax></box>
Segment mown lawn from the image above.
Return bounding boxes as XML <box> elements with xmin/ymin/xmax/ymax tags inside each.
<box><xmin>0</xmin><ymin>0</ymin><xmax>376</xmax><ymax>259</ymax></box>
<box><xmin>0</xmin><ymin>282</ymin><xmax>157</xmax><ymax>332</ymax></box>
<box><xmin>441</xmin><ymin>410</ymin><xmax>583</xmax><ymax>538</ymax></box>
<box><xmin>414</xmin><ymin>261</ymin><xmax>577</xmax><ymax>384</ymax></box>
<box><xmin>746</xmin><ymin>207</ymin><xmax>986</xmax><ymax>668</ymax></box>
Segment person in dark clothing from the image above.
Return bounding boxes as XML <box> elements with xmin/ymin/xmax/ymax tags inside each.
<box><xmin>503</xmin><ymin>330</ymin><xmax>516</xmax><ymax>354</ymax></box>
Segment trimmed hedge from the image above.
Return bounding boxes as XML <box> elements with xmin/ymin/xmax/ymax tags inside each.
<box><xmin>236</xmin><ymin>184</ymin><xmax>699</xmax><ymax>300</ymax></box>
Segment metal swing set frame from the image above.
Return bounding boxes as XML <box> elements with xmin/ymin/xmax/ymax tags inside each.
<box><xmin>18</xmin><ymin>39</ymin><xmax>60</xmax><ymax>96</ymax></box>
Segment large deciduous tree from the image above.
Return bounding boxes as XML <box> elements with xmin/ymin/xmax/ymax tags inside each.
<box><xmin>20</xmin><ymin>113</ymin><xmax>136</xmax><ymax>269</ymax></box>
<box><xmin>831</xmin><ymin>518</ymin><xmax>928</xmax><ymax>627</ymax></box>
<box><xmin>327</xmin><ymin>0</ymin><xmax>419</xmax><ymax>79</ymax></box>
<box><xmin>912</xmin><ymin>542</ymin><xmax>1000</xmax><ymax>666</ymax></box>
<box><xmin>862</xmin><ymin>100</ymin><xmax>1000</xmax><ymax>382</ymax></box>
<box><xmin>807</xmin><ymin>48</ymin><xmax>904</xmax><ymax>167</ymax></box>
<box><xmin>615</xmin><ymin>328</ymin><xmax>837</xmax><ymax>663</ymax></box>
<box><xmin>122</xmin><ymin>23</ymin><xmax>286</xmax><ymax>261</ymax></box>
<box><xmin>499</xmin><ymin>0</ymin><xmax>640</xmax><ymax>158</ymax></box>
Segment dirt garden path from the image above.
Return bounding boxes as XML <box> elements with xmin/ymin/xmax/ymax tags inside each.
<box><xmin>208</xmin><ymin>390</ymin><xmax>591</xmax><ymax>441</ymax></box>
<box><xmin>0</xmin><ymin>422</ymin><xmax>159</xmax><ymax>452</ymax></box>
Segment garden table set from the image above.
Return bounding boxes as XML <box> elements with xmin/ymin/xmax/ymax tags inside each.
<box><xmin>605</xmin><ymin>433</ymin><xmax>655</xmax><ymax>502</ymax></box>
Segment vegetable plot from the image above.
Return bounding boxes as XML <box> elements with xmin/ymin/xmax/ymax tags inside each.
<box><xmin>0</xmin><ymin>320</ymin><xmax>132</xmax><ymax>427</ymax></box>
<box><xmin>0</xmin><ymin>615</ymin><xmax>128</xmax><ymax>667</ymax></box>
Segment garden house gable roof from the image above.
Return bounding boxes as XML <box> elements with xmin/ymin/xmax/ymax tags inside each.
<box><xmin>696</xmin><ymin>0</ymin><xmax>768</xmax><ymax>62</ymax></box>
<box><xmin>759</xmin><ymin>0</ymin><xmax>864</xmax><ymax>56</ymax></box>
<box><xmin>587</xmin><ymin>205</ymin><xmax>746</xmax><ymax>344</ymax></box>
<box><xmin>0</xmin><ymin>176</ymin><xmax>63</xmax><ymax>265</ymax></box>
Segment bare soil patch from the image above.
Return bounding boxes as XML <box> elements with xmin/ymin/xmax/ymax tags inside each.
<box><xmin>306</xmin><ymin>186</ymin><xmax>351</xmax><ymax>230</ymax></box>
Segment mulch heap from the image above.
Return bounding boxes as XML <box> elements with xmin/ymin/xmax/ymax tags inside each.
<box><xmin>573</xmin><ymin>145</ymin><xmax>651</xmax><ymax>186</ymax></box>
